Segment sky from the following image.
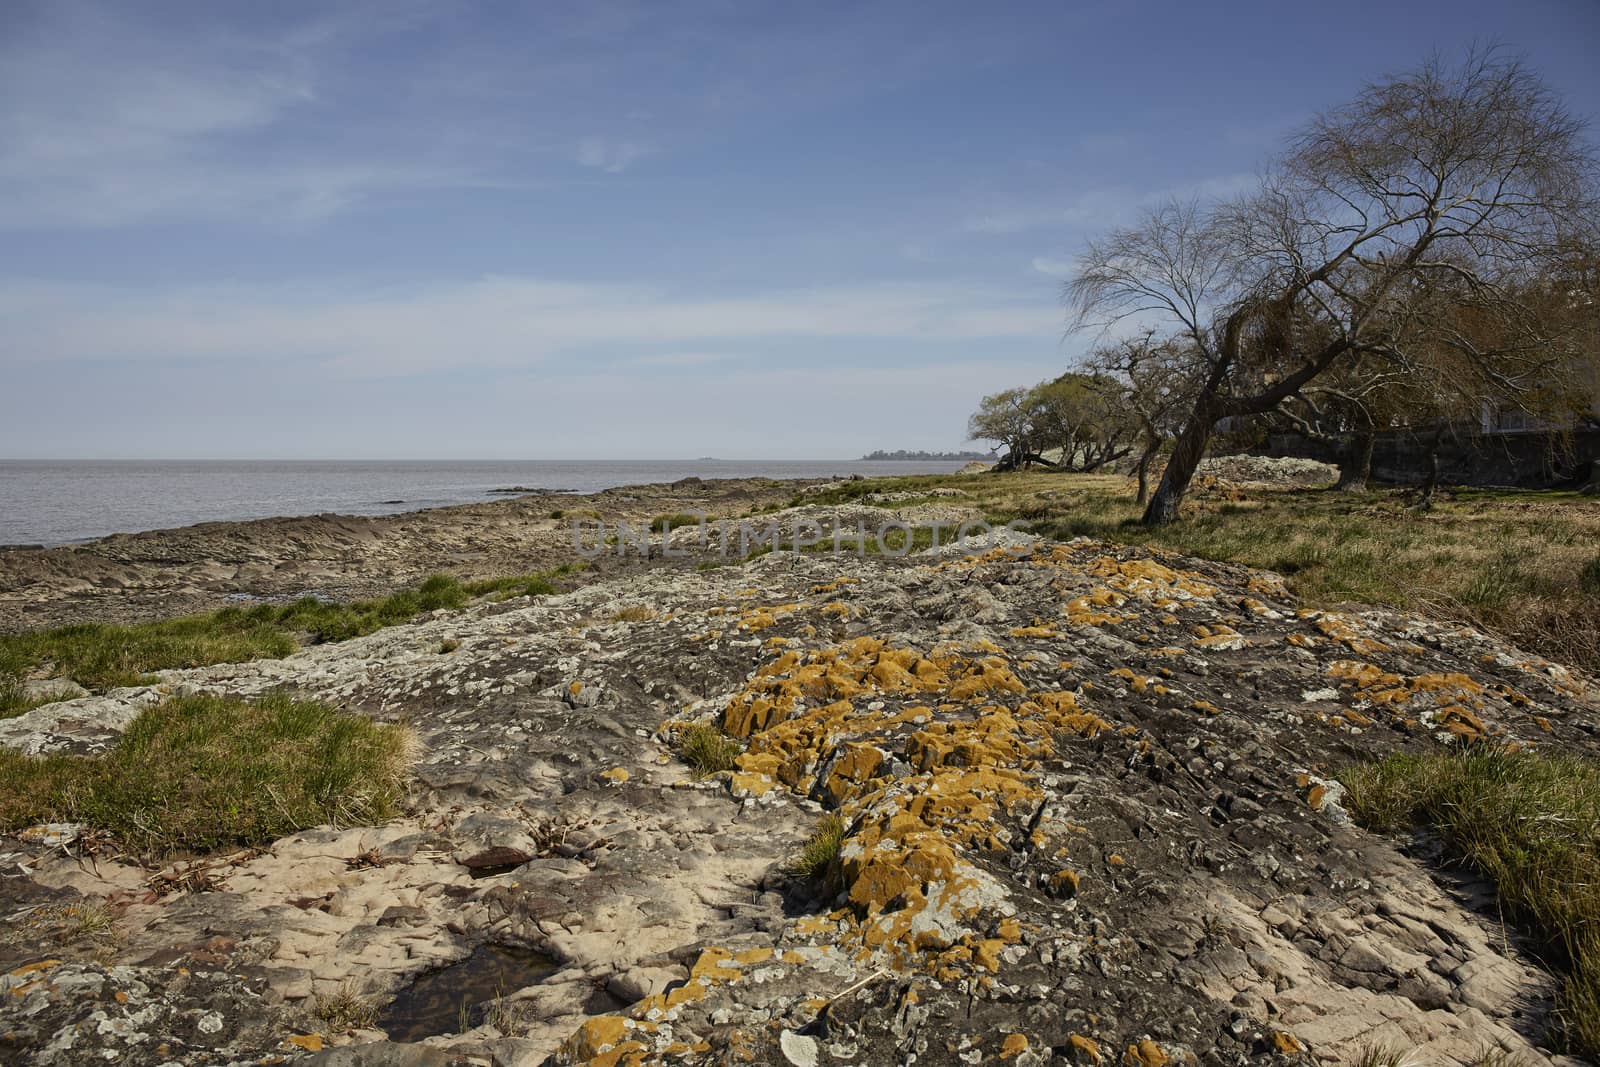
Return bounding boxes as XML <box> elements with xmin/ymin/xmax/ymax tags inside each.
<box><xmin>2</xmin><ymin>0</ymin><xmax>1597</xmax><ymax>460</ymax></box>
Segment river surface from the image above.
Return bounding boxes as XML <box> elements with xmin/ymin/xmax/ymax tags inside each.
<box><xmin>0</xmin><ymin>459</ymin><xmax>971</xmax><ymax>545</ymax></box>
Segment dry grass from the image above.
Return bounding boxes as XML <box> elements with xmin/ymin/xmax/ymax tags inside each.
<box><xmin>1343</xmin><ymin>746</ymin><xmax>1600</xmax><ymax>1056</ymax></box>
<box><xmin>801</xmin><ymin>470</ymin><xmax>1600</xmax><ymax>675</ymax></box>
<box><xmin>0</xmin><ymin>692</ymin><xmax>415</xmax><ymax>856</ymax></box>
<box><xmin>28</xmin><ymin>898</ymin><xmax>120</xmax><ymax>944</ymax></box>
<box><xmin>1349</xmin><ymin>1047</ymin><xmax>1419</xmax><ymax>1067</ymax></box>
<box><xmin>608</xmin><ymin>605</ymin><xmax>657</xmax><ymax>623</ymax></box>
<box><xmin>314</xmin><ymin>982</ymin><xmax>379</xmax><ymax>1033</ymax></box>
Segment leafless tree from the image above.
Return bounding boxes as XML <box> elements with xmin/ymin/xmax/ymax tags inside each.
<box><xmin>1069</xmin><ymin>49</ymin><xmax>1599</xmax><ymax>524</ymax></box>
<box><xmin>1085</xmin><ymin>331</ymin><xmax>1201</xmax><ymax>503</ymax></box>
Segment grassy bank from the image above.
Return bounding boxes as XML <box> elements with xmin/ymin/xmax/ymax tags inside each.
<box><xmin>0</xmin><ymin>566</ymin><xmax>581</xmax><ymax>711</ymax></box>
<box><xmin>1344</xmin><ymin>747</ymin><xmax>1600</xmax><ymax>1054</ymax></box>
<box><xmin>0</xmin><ymin>692</ymin><xmax>414</xmax><ymax>855</ymax></box>
<box><xmin>795</xmin><ymin>472</ymin><xmax>1600</xmax><ymax>675</ymax></box>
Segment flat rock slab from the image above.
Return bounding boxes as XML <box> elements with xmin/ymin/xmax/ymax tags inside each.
<box><xmin>0</xmin><ymin>530</ymin><xmax>1595</xmax><ymax>1066</ymax></box>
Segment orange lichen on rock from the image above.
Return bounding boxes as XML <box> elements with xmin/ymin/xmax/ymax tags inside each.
<box><xmin>1122</xmin><ymin>1039</ymin><xmax>1169</xmax><ymax>1067</ymax></box>
<box><xmin>1311</xmin><ymin>611</ymin><xmax>1389</xmax><ymax>655</ymax></box>
<box><xmin>1087</xmin><ymin>554</ymin><xmax>1217</xmax><ymax>600</ymax></box>
<box><xmin>710</xmin><ymin>633</ymin><xmax>1122</xmax><ymax>1000</ymax></box>
<box><xmin>1327</xmin><ymin>660</ymin><xmax>1403</xmax><ymax>689</ymax></box>
<box><xmin>1436</xmin><ymin>705</ymin><xmax>1487</xmax><ymax>739</ymax></box>
<box><xmin>1000</xmin><ymin>1033</ymin><xmax>1030</xmax><ymax>1058</ymax></box>
<box><xmin>1068</xmin><ymin>1034</ymin><xmax>1102</xmax><ymax>1063</ymax></box>
<box><xmin>1064</xmin><ymin>587</ymin><xmax>1132</xmax><ymax>627</ymax></box>
<box><xmin>1268</xmin><ymin>1030</ymin><xmax>1303</xmax><ymax>1053</ymax></box>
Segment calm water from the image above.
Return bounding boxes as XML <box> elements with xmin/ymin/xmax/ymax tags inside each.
<box><xmin>0</xmin><ymin>459</ymin><xmax>971</xmax><ymax>546</ymax></box>
<box><xmin>378</xmin><ymin>943</ymin><xmax>558</xmax><ymax>1042</ymax></box>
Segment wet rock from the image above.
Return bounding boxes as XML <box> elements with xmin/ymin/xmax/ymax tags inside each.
<box><xmin>300</xmin><ymin>1043</ymin><xmax>459</xmax><ymax>1065</ymax></box>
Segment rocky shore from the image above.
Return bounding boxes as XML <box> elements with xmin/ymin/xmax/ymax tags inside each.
<box><xmin>0</xmin><ymin>478</ymin><xmax>807</xmax><ymax>632</ymax></box>
<box><xmin>1</xmin><ymin>481</ymin><xmax>1596</xmax><ymax>1066</ymax></box>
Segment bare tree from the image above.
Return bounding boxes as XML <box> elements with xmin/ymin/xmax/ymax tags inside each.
<box><xmin>1085</xmin><ymin>332</ymin><xmax>1201</xmax><ymax>503</ymax></box>
<box><xmin>1069</xmin><ymin>50</ymin><xmax>1598</xmax><ymax>524</ymax></box>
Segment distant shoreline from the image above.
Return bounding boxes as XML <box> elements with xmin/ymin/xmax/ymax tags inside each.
<box><xmin>0</xmin><ymin>457</ymin><xmax>971</xmax><ymax>547</ymax></box>
<box><xmin>857</xmin><ymin>450</ymin><xmax>992</xmax><ymax>461</ymax></box>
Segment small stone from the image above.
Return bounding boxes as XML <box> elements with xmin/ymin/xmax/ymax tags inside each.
<box><xmin>780</xmin><ymin>1029</ymin><xmax>820</xmax><ymax>1067</ymax></box>
<box><xmin>457</xmin><ymin>846</ymin><xmax>532</xmax><ymax>870</ymax></box>
<box><xmin>377</xmin><ymin>905</ymin><xmax>428</xmax><ymax>927</ymax></box>
<box><xmin>1266</xmin><ymin>1030</ymin><xmax>1303</xmax><ymax>1054</ymax></box>
<box><xmin>17</xmin><ymin>823</ymin><xmax>84</xmax><ymax>847</ymax></box>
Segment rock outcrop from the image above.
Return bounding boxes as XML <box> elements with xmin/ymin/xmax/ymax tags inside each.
<box><xmin>2</xmin><ymin>524</ymin><xmax>1595</xmax><ymax>1066</ymax></box>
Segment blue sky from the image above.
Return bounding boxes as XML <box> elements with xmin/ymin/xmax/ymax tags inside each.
<box><xmin>2</xmin><ymin>0</ymin><xmax>1596</xmax><ymax>459</ymax></box>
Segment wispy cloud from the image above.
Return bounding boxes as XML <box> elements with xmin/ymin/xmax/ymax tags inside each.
<box><xmin>965</xmin><ymin>172</ymin><xmax>1259</xmax><ymax>236</ymax></box>
<box><xmin>1030</xmin><ymin>256</ymin><xmax>1077</xmax><ymax>278</ymax></box>
<box><xmin>575</xmin><ymin>137</ymin><xmax>651</xmax><ymax>173</ymax></box>
<box><xmin>0</xmin><ymin>4</ymin><xmax>492</xmax><ymax>228</ymax></box>
<box><xmin>628</xmin><ymin>350</ymin><xmax>739</xmax><ymax>367</ymax></box>
<box><xmin>965</xmin><ymin>186</ymin><xmax>1138</xmax><ymax>234</ymax></box>
<box><xmin>1</xmin><ymin>276</ymin><xmax>1063</xmax><ymax>378</ymax></box>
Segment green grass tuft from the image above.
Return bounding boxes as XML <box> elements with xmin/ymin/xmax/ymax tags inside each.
<box><xmin>650</xmin><ymin>513</ymin><xmax>704</xmax><ymax>532</ymax></box>
<box><xmin>1580</xmin><ymin>554</ymin><xmax>1600</xmax><ymax>596</ymax></box>
<box><xmin>0</xmin><ymin>565</ymin><xmax>584</xmax><ymax>694</ymax></box>
<box><xmin>1343</xmin><ymin>746</ymin><xmax>1600</xmax><ymax>1055</ymax></box>
<box><xmin>679</xmin><ymin>723</ymin><xmax>740</xmax><ymax>778</ymax></box>
<box><xmin>793</xmin><ymin>814</ymin><xmax>846</xmax><ymax>881</ymax></box>
<box><xmin>0</xmin><ymin>691</ymin><xmax>415</xmax><ymax>856</ymax></box>
<box><xmin>1</xmin><ymin>673</ymin><xmax>57</xmax><ymax>720</ymax></box>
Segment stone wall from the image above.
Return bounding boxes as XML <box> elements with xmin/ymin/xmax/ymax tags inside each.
<box><xmin>1263</xmin><ymin>426</ymin><xmax>1600</xmax><ymax>488</ymax></box>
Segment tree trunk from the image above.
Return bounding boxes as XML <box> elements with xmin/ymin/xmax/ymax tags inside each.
<box><xmin>1135</xmin><ymin>439</ymin><xmax>1159</xmax><ymax>506</ymax></box>
<box><xmin>1415</xmin><ymin>427</ymin><xmax>1445</xmax><ymax>509</ymax></box>
<box><xmin>1337</xmin><ymin>429</ymin><xmax>1375</xmax><ymax>493</ymax></box>
<box><xmin>1580</xmin><ymin>460</ymin><xmax>1599</xmax><ymax>495</ymax></box>
<box><xmin>1141</xmin><ymin>408</ymin><xmax>1215</xmax><ymax>526</ymax></box>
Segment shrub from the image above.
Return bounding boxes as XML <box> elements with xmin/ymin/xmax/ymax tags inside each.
<box><xmin>650</xmin><ymin>513</ymin><xmax>703</xmax><ymax>533</ymax></box>
<box><xmin>0</xmin><ymin>692</ymin><xmax>415</xmax><ymax>856</ymax></box>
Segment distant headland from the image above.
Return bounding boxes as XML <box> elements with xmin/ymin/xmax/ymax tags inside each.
<box><xmin>859</xmin><ymin>449</ymin><xmax>992</xmax><ymax>461</ymax></box>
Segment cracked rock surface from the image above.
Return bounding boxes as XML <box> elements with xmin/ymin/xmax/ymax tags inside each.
<box><xmin>1</xmin><ymin>522</ymin><xmax>1596</xmax><ymax>1067</ymax></box>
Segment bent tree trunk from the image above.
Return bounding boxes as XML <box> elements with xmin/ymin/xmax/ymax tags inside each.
<box><xmin>1135</xmin><ymin>439</ymin><xmax>1160</xmax><ymax>506</ymax></box>
<box><xmin>1337</xmin><ymin>429</ymin><xmax>1375</xmax><ymax>493</ymax></box>
<box><xmin>1141</xmin><ymin>407</ymin><xmax>1215</xmax><ymax>526</ymax></box>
